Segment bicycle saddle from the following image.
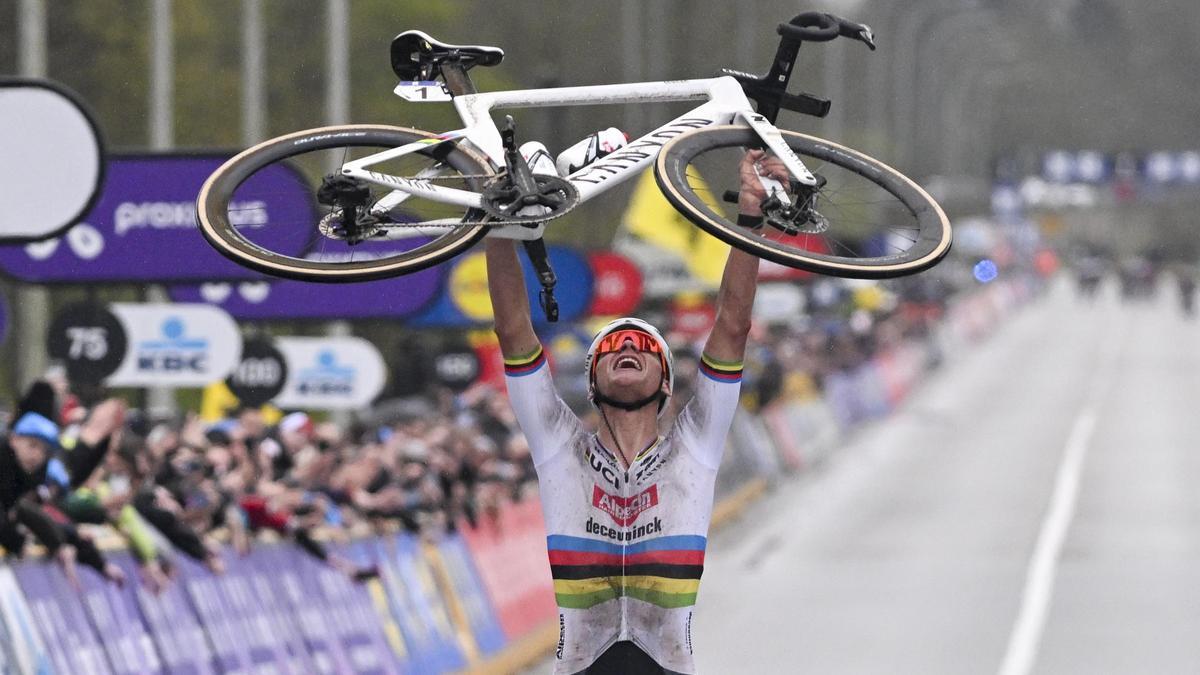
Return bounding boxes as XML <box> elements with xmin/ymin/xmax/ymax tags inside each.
<box><xmin>390</xmin><ymin>30</ymin><xmax>505</xmax><ymax>80</ymax></box>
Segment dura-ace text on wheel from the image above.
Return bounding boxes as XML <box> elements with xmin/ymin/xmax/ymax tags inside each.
<box><xmin>654</xmin><ymin>126</ymin><xmax>952</xmax><ymax>279</ymax></box>
<box><xmin>197</xmin><ymin>124</ymin><xmax>494</xmax><ymax>282</ymax></box>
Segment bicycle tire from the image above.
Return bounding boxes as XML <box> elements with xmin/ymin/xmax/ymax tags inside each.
<box><xmin>197</xmin><ymin>124</ymin><xmax>494</xmax><ymax>282</ymax></box>
<box><xmin>654</xmin><ymin>126</ymin><xmax>952</xmax><ymax>279</ymax></box>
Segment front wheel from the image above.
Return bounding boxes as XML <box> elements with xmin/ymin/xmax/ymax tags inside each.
<box><xmin>197</xmin><ymin>124</ymin><xmax>495</xmax><ymax>282</ymax></box>
<box><xmin>654</xmin><ymin>126</ymin><xmax>952</xmax><ymax>279</ymax></box>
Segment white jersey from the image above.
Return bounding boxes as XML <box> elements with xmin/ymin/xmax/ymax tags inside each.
<box><xmin>504</xmin><ymin>344</ymin><xmax>743</xmax><ymax>674</ymax></box>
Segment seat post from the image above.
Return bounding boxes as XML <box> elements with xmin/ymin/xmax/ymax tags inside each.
<box><xmin>440</xmin><ymin>59</ymin><xmax>477</xmax><ymax>96</ymax></box>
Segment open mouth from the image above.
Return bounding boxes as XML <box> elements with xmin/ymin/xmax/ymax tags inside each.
<box><xmin>614</xmin><ymin>355</ymin><xmax>642</xmax><ymax>371</ymax></box>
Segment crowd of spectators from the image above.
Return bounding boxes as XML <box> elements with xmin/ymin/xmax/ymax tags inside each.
<box><xmin>1</xmin><ymin>369</ymin><xmax>540</xmax><ymax>593</ymax></box>
<box><xmin>0</xmin><ymin>263</ymin><xmax>977</xmax><ymax>594</ymax></box>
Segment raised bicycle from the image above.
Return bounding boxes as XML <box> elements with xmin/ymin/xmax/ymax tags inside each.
<box><xmin>197</xmin><ymin>12</ymin><xmax>951</xmax><ymax>320</ymax></box>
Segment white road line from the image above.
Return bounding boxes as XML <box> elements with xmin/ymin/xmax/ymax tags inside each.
<box><xmin>998</xmin><ymin>311</ymin><xmax>1123</xmax><ymax>675</ymax></box>
<box><xmin>997</xmin><ymin>408</ymin><xmax>1097</xmax><ymax>675</ymax></box>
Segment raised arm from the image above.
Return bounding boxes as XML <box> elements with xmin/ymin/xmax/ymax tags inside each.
<box><xmin>485</xmin><ymin>239</ymin><xmax>541</xmax><ymax>359</ymax></box>
<box><xmin>702</xmin><ymin>150</ymin><xmax>783</xmax><ymax>364</ymax></box>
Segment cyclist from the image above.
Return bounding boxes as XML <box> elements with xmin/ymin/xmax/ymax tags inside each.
<box><xmin>485</xmin><ymin>150</ymin><xmax>783</xmax><ymax>674</ymax></box>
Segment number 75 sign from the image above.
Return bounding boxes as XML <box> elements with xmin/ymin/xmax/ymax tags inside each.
<box><xmin>48</xmin><ymin>302</ymin><xmax>241</xmax><ymax>387</ymax></box>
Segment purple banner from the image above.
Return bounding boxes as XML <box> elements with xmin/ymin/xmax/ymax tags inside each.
<box><xmin>78</xmin><ymin>560</ymin><xmax>163</xmax><ymax>674</ymax></box>
<box><xmin>267</xmin><ymin>547</ymin><xmax>353</xmax><ymax>673</ymax></box>
<box><xmin>7</xmin><ymin>535</ymin><xmax>503</xmax><ymax>675</ymax></box>
<box><xmin>0</xmin><ymin>154</ymin><xmax>314</xmax><ymax>283</ymax></box>
<box><xmin>12</xmin><ymin>562</ymin><xmax>112</xmax><ymax>674</ymax></box>
<box><xmin>295</xmin><ymin>547</ymin><xmax>401</xmax><ymax>675</ymax></box>
<box><xmin>115</xmin><ymin>555</ymin><xmax>216</xmax><ymax>675</ymax></box>
<box><xmin>178</xmin><ymin>554</ymin><xmax>260</xmax><ymax>672</ymax></box>
<box><xmin>167</xmin><ymin>247</ymin><xmax>444</xmax><ymax>320</ymax></box>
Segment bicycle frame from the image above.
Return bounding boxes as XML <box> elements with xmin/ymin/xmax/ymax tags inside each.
<box><xmin>339</xmin><ymin>75</ymin><xmax>819</xmax><ymax>239</ymax></box>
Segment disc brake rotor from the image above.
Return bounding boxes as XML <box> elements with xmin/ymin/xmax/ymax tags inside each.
<box><xmin>318</xmin><ymin>210</ymin><xmax>384</xmax><ymax>241</ymax></box>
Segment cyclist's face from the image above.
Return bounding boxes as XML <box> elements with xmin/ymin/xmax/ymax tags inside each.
<box><xmin>593</xmin><ymin>335</ymin><xmax>668</xmax><ymax>402</ymax></box>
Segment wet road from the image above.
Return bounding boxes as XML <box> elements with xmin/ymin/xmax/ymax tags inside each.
<box><xmin>695</xmin><ymin>280</ymin><xmax>1200</xmax><ymax>674</ymax></box>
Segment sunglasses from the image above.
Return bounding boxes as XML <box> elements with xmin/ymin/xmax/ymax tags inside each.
<box><xmin>592</xmin><ymin>329</ymin><xmax>666</xmax><ymax>375</ymax></box>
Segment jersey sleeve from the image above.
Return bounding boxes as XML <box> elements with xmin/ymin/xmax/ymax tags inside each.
<box><xmin>503</xmin><ymin>344</ymin><xmax>582</xmax><ymax>469</ymax></box>
<box><xmin>674</xmin><ymin>352</ymin><xmax>744</xmax><ymax>470</ymax></box>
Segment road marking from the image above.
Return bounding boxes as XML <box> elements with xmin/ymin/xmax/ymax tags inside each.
<box><xmin>998</xmin><ymin>315</ymin><xmax>1123</xmax><ymax>675</ymax></box>
<box><xmin>997</xmin><ymin>409</ymin><xmax>1097</xmax><ymax>675</ymax></box>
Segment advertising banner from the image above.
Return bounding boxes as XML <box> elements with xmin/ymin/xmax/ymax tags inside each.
<box><xmin>224</xmin><ymin>337</ymin><xmax>288</xmax><ymax>407</ymax></box>
<box><xmin>78</xmin><ymin>561</ymin><xmax>163</xmax><ymax>674</ymax></box>
<box><xmin>341</xmin><ymin>540</ymin><xmax>417</xmax><ymax>670</ymax></box>
<box><xmin>106</xmin><ymin>303</ymin><xmax>242</xmax><ymax>388</ymax></box>
<box><xmin>113</xmin><ymin>555</ymin><xmax>216</xmax><ymax>675</ymax></box>
<box><xmin>256</xmin><ymin>548</ymin><xmax>349</xmax><ymax>673</ymax></box>
<box><xmin>215</xmin><ymin>551</ymin><xmax>302</xmax><ymax>670</ymax></box>
<box><xmin>273</xmin><ymin>336</ymin><xmax>387</xmax><ymax>410</ymax></box>
<box><xmin>0</xmin><ymin>566</ymin><xmax>53</xmax><ymax>675</ymax></box>
<box><xmin>167</xmin><ymin>252</ymin><xmax>443</xmax><ymax>320</ymax></box>
<box><xmin>408</xmin><ymin>246</ymin><xmax>593</xmax><ymax>327</ymax></box>
<box><xmin>0</xmin><ymin>154</ymin><xmax>313</xmax><ymax>282</ymax></box>
<box><xmin>292</xmin><ymin>549</ymin><xmax>400</xmax><ymax>674</ymax></box>
<box><xmin>177</xmin><ymin>554</ymin><xmax>264</xmax><ymax>672</ymax></box>
<box><xmin>587</xmin><ymin>251</ymin><xmax>643</xmax><ymax>317</ymax></box>
<box><xmin>0</xmin><ymin>78</ymin><xmax>104</xmax><ymax>242</ymax></box>
<box><xmin>391</xmin><ymin>535</ymin><xmax>467</xmax><ymax>672</ymax></box>
<box><xmin>12</xmin><ymin>562</ymin><xmax>112</xmax><ymax>674</ymax></box>
<box><xmin>457</xmin><ymin>500</ymin><xmax>556</xmax><ymax>639</ymax></box>
<box><xmin>47</xmin><ymin>303</ymin><xmax>129</xmax><ymax>384</ymax></box>
<box><xmin>242</xmin><ymin>546</ymin><xmax>322</xmax><ymax>671</ymax></box>
<box><xmin>435</xmin><ymin>534</ymin><xmax>508</xmax><ymax>656</ymax></box>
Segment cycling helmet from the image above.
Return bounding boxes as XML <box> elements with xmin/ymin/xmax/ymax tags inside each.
<box><xmin>584</xmin><ymin>317</ymin><xmax>674</xmax><ymax>416</ymax></box>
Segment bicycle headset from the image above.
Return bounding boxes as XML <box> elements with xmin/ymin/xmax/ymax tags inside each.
<box><xmin>584</xmin><ymin>317</ymin><xmax>675</xmax><ymax>417</ymax></box>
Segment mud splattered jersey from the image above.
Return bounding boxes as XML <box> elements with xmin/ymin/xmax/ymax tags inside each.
<box><xmin>504</xmin><ymin>345</ymin><xmax>742</xmax><ymax>674</ymax></box>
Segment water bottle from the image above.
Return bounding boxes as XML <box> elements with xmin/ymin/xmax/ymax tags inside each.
<box><xmin>517</xmin><ymin>142</ymin><xmax>558</xmax><ymax>218</ymax></box>
<box><xmin>555</xmin><ymin>127</ymin><xmax>629</xmax><ymax>176</ymax></box>
<box><xmin>520</xmin><ymin>141</ymin><xmax>559</xmax><ymax>176</ymax></box>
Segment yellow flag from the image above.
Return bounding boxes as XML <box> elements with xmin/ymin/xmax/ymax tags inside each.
<box><xmin>622</xmin><ymin>170</ymin><xmax>729</xmax><ymax>286</ymax></box>
<box><xmin>200</xmin><ymin>381</ymin><xmax>239</xmax><ymax>422</ymax></box>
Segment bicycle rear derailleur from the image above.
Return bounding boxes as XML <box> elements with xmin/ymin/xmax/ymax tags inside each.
<box><xmin>316</xmin><ymin>174</ymin><xmax>383</xmax><ymax>244</ymax></box>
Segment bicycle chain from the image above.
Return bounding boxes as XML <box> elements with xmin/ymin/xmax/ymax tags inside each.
<box><xmin>372</xmin><ymin>171</ymin><xmax>577</xmax><ymax>229</ymax></box>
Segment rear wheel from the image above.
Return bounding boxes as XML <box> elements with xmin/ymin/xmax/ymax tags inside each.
<box><xmin>197</xmin><ymin>124</ymin><xmax>494</xmax><ymax>282</ymax></box>
<box><xmin>654</xmin><ymin>126</ymin><xmax>952</xmax><ymax>279</ymax></box>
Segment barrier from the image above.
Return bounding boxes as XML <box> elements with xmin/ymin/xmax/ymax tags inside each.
<box><xmin>376</xmin><ymin>535</ymin><xmax>467</xmax><ymax>673</ymax></box>
<box><xmin>12</xmin><ymin>562</ymin><xmax>111</xmax><ymax>673</ymax></box>
<box><xmin>0</xmin><ymin>566</ymin><xmax>52</xmax><ymax>674</ymax></box>
<box><xmin>431</xmin><ymin>534</ymin><xmax>507</xmax><ymax>658</ymax></box>
<box><xmin>457</xmin><ymin>500</ymin><xmax>557</xmax><ymax>641</ymax></box>
<box><xmin>111</xmin><ymin>554</ymin><xmax>216</xmax><ymax>675</ymax></box>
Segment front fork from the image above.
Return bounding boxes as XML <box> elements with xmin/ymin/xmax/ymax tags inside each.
<box><xmin>737</xmin><ymin>110</ymin><xmax>819</xmax><ymax>207</ymax></box>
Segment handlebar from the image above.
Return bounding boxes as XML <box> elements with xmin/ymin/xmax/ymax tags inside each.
<box><xmin>722</xmin><ymin>12</ymin><xmax>876</xmax><ymax>124</ymax></box>
<box><xmin>778</xmin><ymin>12</ymin><xmax>876</xmax><ymax>50</ymax></box>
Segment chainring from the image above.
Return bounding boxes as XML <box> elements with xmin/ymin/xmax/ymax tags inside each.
<box><xmin>479</xmin><ymin>173</ymin><xmax>579</xmax><ymax>223</ymax></box>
